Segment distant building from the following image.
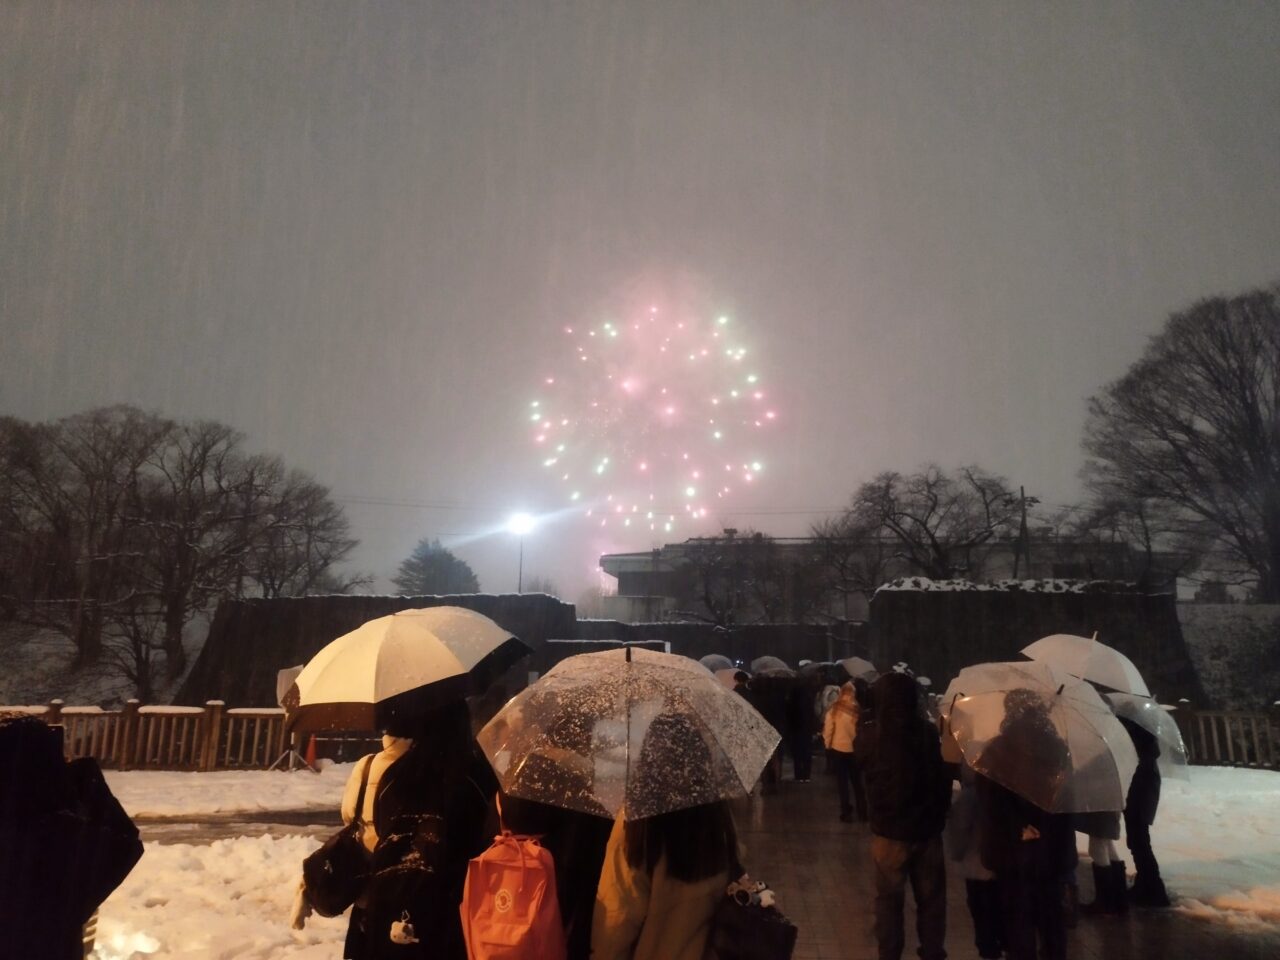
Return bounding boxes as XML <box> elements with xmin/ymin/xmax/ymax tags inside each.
<box><xmin>599</xmin><ymin>529</ymin><xmax>1179</xmax><ymax>625</ymax></box>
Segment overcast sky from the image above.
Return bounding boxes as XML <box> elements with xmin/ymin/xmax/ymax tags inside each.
<box><xmin>2</xmin><ymin>1</ymin><xmax>1278</xmax><ymax>599</ymax></box>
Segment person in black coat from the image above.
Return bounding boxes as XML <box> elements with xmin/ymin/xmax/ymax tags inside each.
<box><xmin>975</xmin><ymin>691</ymin><xmax>1076</xmax><ymax>960</ymax></box>
<box><xmin>855</xmin><ymin>673</ymin><xmax>951</xmax><ymax>960</ymax></box>
<box><xmin>344</xmin><ymin>700</ymin><xmax>497</xmax><ymax>960</ymax></box>
<box><xmin>784</xmin><ymin>676</ymin><xmax>818</xmax><ymax>782</ymax></box>
<box><xmin>0</xmin><ymin>715</ymin><xmax>143</xmax><ymax>960</ymax></box>
<box><xmin>1118</xmin><ymin>716</ymin><xmax>1171</xmax><ymax>907</ymax></box>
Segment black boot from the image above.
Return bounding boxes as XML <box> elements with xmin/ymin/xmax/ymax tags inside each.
<box><xmin>1130</xmin><ymin>871</ymin><xmax>1172</xmax><ymax>908</ymax></box>
<box><xmin>1081</xmin><ymin>864</ymin><xmax>1118</xmax><ymax>915</ymax></box>
<box><xmin>1109</xmin><ymin>861</ymin><xmax>1130</xmax><ymax>915</ymax></box>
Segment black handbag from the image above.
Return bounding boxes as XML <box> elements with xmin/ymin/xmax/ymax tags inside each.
<box><xmin>704</xmin><ymin>856</ymin><xmax>798</xmax><ymax>960</ymax></box>
<box><xmin>303</xmin><ymin>755</ymin><xmax>374</xmax><ymax>917</ymax></box>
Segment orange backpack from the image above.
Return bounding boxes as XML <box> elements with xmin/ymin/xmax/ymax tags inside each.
<box><xmin>460</xmin><ymin>830</ymin><xmax>567</xmax><ymax>960</ymax></box>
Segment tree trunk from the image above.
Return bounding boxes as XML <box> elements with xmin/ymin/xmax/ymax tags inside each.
<box><xmin>163</xmin><ymin>602</ymin><xmax>187</xmax><ymax>678</ymax></box>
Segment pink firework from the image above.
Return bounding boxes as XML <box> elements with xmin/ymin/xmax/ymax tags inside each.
<box><xmin>527</xmin><ymin>306</ymin><xmax>775</xmax><ymax>532</ymax></box>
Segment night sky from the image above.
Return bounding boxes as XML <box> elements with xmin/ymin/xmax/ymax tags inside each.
<box><xmin>3</xmin><ymin>1</ymin><xmax>1278</xmax><ymax>597</ymax></box>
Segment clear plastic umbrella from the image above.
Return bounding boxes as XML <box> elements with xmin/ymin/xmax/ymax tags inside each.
<box><xmin>1104</xmin><ymin>692</ymin><xmax>1190</xmax><ymax>781</ymax></box>
<box><xmin>945</xmin><ymin>661</ymin><xmax>1138</xmax><ymax>813</ymax></box>
<box><xmin>477</xmin><ymin>646</ymin><xmax>780</xmax><ymax>820</ymax></box>
<box><xmin>1021</xmin><ymin>633</ymin><xmax>1151</xmax><ymax>697</ymax></box>
<box><xmin>699</xmin><ymin>653</ymin><xmax>735</xmax><ymax>673</ymax></box>
<box><xmin>714</xmin><ymin>667</ymin><xmax>746</xmax><ymax>689</ymax></box>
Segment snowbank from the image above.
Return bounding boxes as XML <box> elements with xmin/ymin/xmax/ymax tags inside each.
<box><xmin>1154</xmin><ymin>767</ymin><xmax>1280</xmax><ymax>927</ymax></box>
<box><xmin>103</xmin><ymin>761</ymin><xmax>352</xmax><ymax>818</ymax></box>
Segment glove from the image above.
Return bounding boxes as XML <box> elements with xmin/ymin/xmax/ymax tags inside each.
<box><xmin>290</xmin><ymin>880</ymin><xmax>313</xmax><ymax>930</ymax></box>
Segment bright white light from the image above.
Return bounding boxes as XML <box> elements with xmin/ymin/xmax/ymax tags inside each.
<box><xmin>506</xmin><ymin>513</ymin><xmax>536</xmax><ymax>536</ymax></box>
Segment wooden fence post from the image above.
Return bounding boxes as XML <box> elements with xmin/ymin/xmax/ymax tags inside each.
<box><xmin>202</xmin><ymin>701</ymin><xmax>225</xmax><ymax>772</ymax></box>
<box><xmin>119</xmin><ymin>700</ymin><xmax>141</xmax><ymax>769</ymax></box>
<box><xmin>47</xmin><ymin>699</ymin><xmax>64</xmax><ymax>725</ymax></box>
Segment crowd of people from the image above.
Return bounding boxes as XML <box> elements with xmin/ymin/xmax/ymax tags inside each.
<box><xmin>290</xmin><ymin>659</ymin><xmax>1171</xmax><ymax>960</ymax></box>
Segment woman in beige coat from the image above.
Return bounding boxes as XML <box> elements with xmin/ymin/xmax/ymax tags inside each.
<box><xmin>591</xmin><ymin>802</ymin><xmax>738</xmax><ymax>960</ymax></box>
<box><xmin>823</xmin><ymin>682</ymin><xmax>867</xmax><ymax>822</ymax></box>
<box><xmin>591</xmin><ymin>713</ymin><xmax>739</xmax><ymax>960</ymax></box>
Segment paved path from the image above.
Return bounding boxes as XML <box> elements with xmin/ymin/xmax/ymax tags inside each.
<box><xmin>137</xmin><ymin>772</ymin><xmax>1279</xmax><ymax>959</ymax></box>
<box><xmin>736</xmin><ymin>770</ymin><xmax>1280</xmax><ymax>960</ymax></box>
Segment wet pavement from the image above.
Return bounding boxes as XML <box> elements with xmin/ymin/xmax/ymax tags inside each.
<box><xmin>138</xmin><ymin>771</ymin><xmax>1280</xmax><ymax>959</ymax></box>
<box><xmin>733</xmin><ymin>768</ymin><xmax>1280</xmax><ymax>960</ymax></box>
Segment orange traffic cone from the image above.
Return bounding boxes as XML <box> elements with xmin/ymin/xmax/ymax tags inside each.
<box><xmin>304</xmin><ymin>734</ymin><xmax>318</xmax><ymax>769</ymax></box>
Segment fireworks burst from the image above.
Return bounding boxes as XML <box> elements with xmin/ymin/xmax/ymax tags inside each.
<box><xmin>528</xmin><ymin>305</ymin><xmax>777</xmax><ymax>532</ymax></box>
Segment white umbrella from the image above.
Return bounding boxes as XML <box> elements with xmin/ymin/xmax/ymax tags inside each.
<box><xmin>284</xmin><ymin>606</ymin><xmax>531</xmax><ymax>732</ymax></box>
<box><xmin>1104</xmin><ymin>692</ymin><xmax>1190</xmax><ymax>781</ymax></box>
<box><xmin>1021</xmin><ymin>633</ymin><xmax>1151</xmax><ymax>697</ymax></box>
<box><xmin>478</xmin><ymin>646</ymin><xmax>779</xmax><ymax>819</ymax></box>
<box><xmin>751</xmin><ymin>655</ymin><xmax>795</xmax><ymax>677</ymax></box>
<box><xmin>946</xmin><ymin>660</ymin><xmax>1138</xmax><ymax>813</ymax></box>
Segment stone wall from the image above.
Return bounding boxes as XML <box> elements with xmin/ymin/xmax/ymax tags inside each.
<box><xmin>1177</xmin><ymin>603</ymin><xmax>1280</xmax><ymax>710</ymax></box>
<box><xmin>868</xmin><ymin>582</ymin><xmax>1205</xmax><ymax>702</ymax></box>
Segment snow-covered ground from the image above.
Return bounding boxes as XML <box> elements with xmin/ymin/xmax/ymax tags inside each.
<box><xmin>90</xmin><ymin>764</ymin><xmax>1280</xmax><ymax>958</ymax></box>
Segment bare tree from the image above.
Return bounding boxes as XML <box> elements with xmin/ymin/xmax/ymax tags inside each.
<box><xmin>1083</xmin><ymin>284</ymin><xmax>1280</xmax><ymax>600</ymax></box>
<box><xmin>810</xmin><ymin>514</ymin><xmax>899</xmax><ymax>621</ymax></box>
<box><xmin>846</xmin><ymin>465</ymin><xmax>1023</xmax><ymax>579</ymax></box>
<box><xmin>3</xmin><ymin>406</ymin><xmax>173</xmax><ymax>662</ymax></box>
<box><xmin>522</xmin><ymin>575</ymin><xmax>560</xmax><ymax>598</ymax></box>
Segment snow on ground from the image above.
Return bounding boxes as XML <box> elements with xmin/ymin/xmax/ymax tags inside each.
<box><xmin>90</xmin><ymin>764</ymin><xmax>1280</xmax><ymax>957</ymax></box>
<box><xmin>103</xmin><ymin>760</ymin><xmax>352</xmax><ymax>818</ymax></box>
<box><xmin>1153</xmin><ymin>767</ymin><xmax>1280</xmax><ymax>928</ymax></box>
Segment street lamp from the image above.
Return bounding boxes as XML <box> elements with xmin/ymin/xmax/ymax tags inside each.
<box><xmin>506</xmin><ymin>512</ymin><xmax>536</xmax><ymax>593</ymax></box>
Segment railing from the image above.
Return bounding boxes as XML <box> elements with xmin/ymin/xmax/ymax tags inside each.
<box><xmin>1184</xmin><ymin>710</ymin><xmax>1280</xmax><ymax>770</ymax></box>
<box><xmin>8</xmin><ymin>699</ymin><xmax>291</xmax><ymax>771</ymax></box>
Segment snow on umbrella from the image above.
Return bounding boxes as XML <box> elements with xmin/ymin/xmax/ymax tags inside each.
<box><xmin>477</xmin><ymin>646</ymin><xmax>780</xmax><ymax>820</ymax></box>
<box><xmin>284</xmin><ymin>606</ymin><xmax>531</xmax><ymax>733</ymax></box>
<box><xmin>1021</xmin><ymin>633</ymin><xmax>1151</xmax><ymax>697</ymax></box>
<box><xmin>945</xmin><ymin>660</ymin><xmax>1139</xmax><ymax>814</ymax></box>
<box><xmin>700</xmin><ymin>653</ymin><xmax>735</xmax><ymax>673</ymax></box>
<box><xmin>1104</xmin><ymin>692</ymin><xmax>1190</xmax><ymax>781</ymax></box>
<box><xmin>750</xmin><ymin>655</ymin><xmax>794</xmax><ymax>676</ymax></box>
<box><xmin>840</xmin><ymin>656</ymin><xmax>877</xmax><ymax>680</ymax></box>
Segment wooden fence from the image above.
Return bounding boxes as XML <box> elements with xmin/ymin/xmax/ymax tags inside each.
<box><xmin>8</xmin><ymin>698</ymin><xmax>1280</xmax><ymax>773</ymax></box>
<box><xmin>11</xmin><ymin>700</ymin><xmax>291</xmax><ymax>771</ymax></box>
<box><xmin>1183</xmin><ymin>709</ymin><xmax>1280</xmax><ymax>770</ymax></box>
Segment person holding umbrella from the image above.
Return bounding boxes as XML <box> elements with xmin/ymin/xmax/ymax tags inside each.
<box><xmin>591</xmin><ymin>713</ymin><xmax>741</xmax><ymax>960</ymax></box>
<box><xmin>285</xmin><ymin>607</ymin><xmax>530</xmax><ymax>958</ymax></box>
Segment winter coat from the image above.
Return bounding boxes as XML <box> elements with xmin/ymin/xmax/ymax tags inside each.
<box><xmin>591</xmin><ymin>816</ymin><xmax>730</xmax><ymax>960</ymax></box>
<box><xmin>945</xmin><ymin>765</ymin><xmax>994</xmax><ymax>881</ymax></box>
<box><xmin>343</xmin><ymin>740</ymin><xmax>496</xmax><ymax>960</ymax></box>
<box><xmin>855</xmin><ymin>673</ymin><xmax>950</xmax><ymax>842</ymax></box>
<box><xmin>1120</xmin><ymin>717</ymin><xmax>1162</xmax><ymax>826</ymax></box>
<box><xmin>341</xmin><ymin>735</ymin><xmax>413</xmax><ymax>853</ymax></box>
<box><xmin>975</xmin><ymin>770</ymin><xmax>1076</xmax><ymax>880</ymax></box>
<box><xmin>822</xmin><ymin>687</ymin><xmax>859</xmax><ymax>753</ymax></box>
<box><xmin>785</xmin><ymin>682</ymin><xmax>818</xmax><ymax>739</ymax></box>
<box><xmin>0</xmin><ymin>718</ymin><xmax>142</xmax><ymax>960</ymax></box>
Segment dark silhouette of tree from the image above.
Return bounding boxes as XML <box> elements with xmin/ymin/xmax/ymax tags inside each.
<box><xmin>1</xmin><ymin>405</ymin><xmax>364</xmax><ymax>692</ymax></box>
<box><xmin>846</xmin><ymin>464</ymin><xmax>1023</xmax><ymax>579</ymax></box>
<box><xmin>1082</xmin><ymin>284</ymin><xmax>1280</xmax><ymax>600</ymax></box>
<box><xmin>391</xmin><ymin>538</ymin><xmax>480</xmax><ymax>595</ymax></box>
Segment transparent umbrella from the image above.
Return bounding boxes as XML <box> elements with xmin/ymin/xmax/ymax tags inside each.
<box><xmin>477</xmin><ymin>646</ymin><xmax>779</xmax><ymax>820</ymax></box>
<box><xmin>1021</xmin><ymin>633</ymin><xmax>1151</xmax><ymax>697</ymax></box>
<box><xmin>945</xmin><ymin>661</ymin><xmax>1138</xmax><ymax>813</ymax></box>
<box><xmin>1104</xmin><ymin>692</ymin><xmax>1190</xmax><ymax>781</ymax></box>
